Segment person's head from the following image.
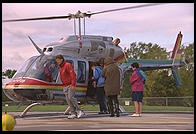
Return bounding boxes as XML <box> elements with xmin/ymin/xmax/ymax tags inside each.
<box><xmin>91</xmin><ymin>62</ymin><xmax>97</xmax><ymax>70</ymax></box>
<box><xmin>104</xmin><ymin>57</ymin><xmax>114</xmax><ymax>66</ymax></box>
<box><xmin>55</xmin><ymin>54</ymin><xmax>64</xmax><ymax>66</ymax></box>
<box><xmin>98</xmin><ymin>58</ymin><xmax>104</xmax><ymax>67</ymax></box>
<box><xmin>131</xmin><ymin>62</ymin><xmax>139</xmax><ymax>71</ymax></box>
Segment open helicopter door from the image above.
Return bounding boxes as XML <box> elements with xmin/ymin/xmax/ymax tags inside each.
<box><xmin>85</xmin><ymin>61</ymin><xmax>97</xmax><ymax>104</ymax></box>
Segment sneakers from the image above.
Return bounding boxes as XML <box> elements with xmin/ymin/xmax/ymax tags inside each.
<box><xmin>110</xmin><ymin>114</ymin><xmax>115</xmax><ymax>117</ymax></box>
<box><xmin>68</xmin><ymin>114</ymin><xmax>76</xmax><ymax>119</ymax></box>
<box><xmin>67</xmin><ymin>111</ymin><xmax>85</xmax><ymax>119</ymax></box>
<box><xmin>131</xmin><ymin>113</ymin><xmax>140</xmax><ymax>117</ymax></box>
<box><xmin>77</xmin><ymin>110</ymin><xmax>85</xmax><ymax>118</ymax></box>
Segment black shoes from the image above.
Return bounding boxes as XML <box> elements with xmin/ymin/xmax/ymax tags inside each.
<box><xmin>98</xmin><ymin>111</ymin><xmax>108</xmax><ymax>114</ymax></box>
<box><xmin>110</xmin><ymin>114</ymin><xmax>115</xmax><ymax>117</ymax></box>
<box><xmin>116</xmin><ymin>112</ymin><xmax>120</xmax><ymax>117</ymax></box>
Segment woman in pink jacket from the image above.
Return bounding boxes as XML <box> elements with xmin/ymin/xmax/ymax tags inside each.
<box><xmin>129</xmin><ymin>62</ymin><xmax>145</xmax><ymax>117</ymax></box>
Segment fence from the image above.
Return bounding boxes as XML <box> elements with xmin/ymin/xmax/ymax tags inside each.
<box><xmin>119</xmin><ymin>96</ymin><xmax>194</xmax><ymax>107</ymax></box>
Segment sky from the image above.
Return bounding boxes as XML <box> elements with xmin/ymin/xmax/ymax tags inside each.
<box><xmin>2</xmin><ymin>3</ymin><xmax>194</xmax><ymax>71</ymax></box>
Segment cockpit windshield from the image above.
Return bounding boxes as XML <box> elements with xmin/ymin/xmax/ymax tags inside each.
<box><xmin>13</xmin><ymin>55</ymin><xmax>59</xmax><ymax>83</ymax></box>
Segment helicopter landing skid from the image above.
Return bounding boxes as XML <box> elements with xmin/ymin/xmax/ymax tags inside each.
<box><xmin>19</xmin><ymin>102</ymin><xmax>42</xmax><ymax>118</ymax></box>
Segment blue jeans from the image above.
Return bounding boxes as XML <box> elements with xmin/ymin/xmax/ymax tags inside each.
<box><xmin>96</xmin><ymin>87</ymin><xmax>107</xmax><ymax>112</ymax></box>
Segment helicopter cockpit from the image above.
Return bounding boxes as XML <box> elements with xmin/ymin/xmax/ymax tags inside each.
<box><xmin>13</xmin><ymin>55</ymin><xmax>59</xmax><ymax>83</ymax></box>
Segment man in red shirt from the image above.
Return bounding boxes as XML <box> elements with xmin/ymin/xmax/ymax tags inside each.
<box><xmin>55</xmin><ymin>54</ymin><xmax>85</xmax><ymax>119</ymax></box>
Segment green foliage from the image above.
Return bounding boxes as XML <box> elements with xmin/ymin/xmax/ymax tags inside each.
<box><xmin>2</xmin><ymin>69</ymin><xmax>17</xmax><ymax>79</ymax></box>
<box><xmin>144</xmin><ymin>70</ymin><xmax>181</xmax><ymax>97</ymax></box>
<box><xmin>2</xmin><ymin>90</ymin><xmax>11</xmax><ymax>102</ymax></box>
<box><xmin>176</xmin><ymin>43</ymin><xmax>194</xmax><ymax>96</ymax></box>
<box><xmin>124</xmin><ymin>42</ymin><xmax>169</xmax><ymax>60</ymax></box>
<box><xmin>121</xmin><ymin>72</ymin><xmax>131</xmax><ymax>98</ymax></box>
<box><xmin>2</xmin><ymin>69</ymin><xmax>17</xmax><ymax>101</ymax></box>
<box><xmin>1</xmin><ymin>104</ymin><xmax>194</xmax><ymax>112</ymax></box>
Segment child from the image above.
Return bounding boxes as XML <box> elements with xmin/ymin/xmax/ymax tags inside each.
<box><xmin>129</xmin><ymin>62</ymin><xmax>146</xmax><ymax>117</ymax></box>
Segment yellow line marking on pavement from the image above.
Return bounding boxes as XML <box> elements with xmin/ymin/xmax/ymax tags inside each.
<box><xmin>16</xmin><ymin>120</ymin><xmax>193</xmax><ymax>126</ymax></box>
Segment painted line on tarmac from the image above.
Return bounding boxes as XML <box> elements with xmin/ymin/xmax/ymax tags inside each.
<box><xmin>15</xmin><ymin>120</ymin><xmax>193</xmax><ymax>126</ymax></box>
<box><xmin>54</xmin><ymin>129</ymin><xmax>193</xmax><ymax>131</ymax></box>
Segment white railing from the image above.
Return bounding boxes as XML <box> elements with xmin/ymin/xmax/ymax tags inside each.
<box><xmin>119</xmin><ymin>96</ymin><xmax>194</xmax><ymax>107</ymax></box>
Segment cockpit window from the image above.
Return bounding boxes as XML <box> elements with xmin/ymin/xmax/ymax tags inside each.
<box><xmin>13</xmin><ymin>56</ymin><xmax>38</xmax><ymax>79</ymax></box>
<box><xmin>14</xmin><ymin>55</ymin><xmax>59</xmax><ymax>83</ymax></box>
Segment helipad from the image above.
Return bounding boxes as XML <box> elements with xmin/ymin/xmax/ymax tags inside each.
<box><xmin>6</xmin><ymin>111</ymin><xmax>194</xmax><ymax>131</ymax></box>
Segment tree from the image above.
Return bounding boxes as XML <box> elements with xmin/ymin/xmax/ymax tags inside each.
<box><xmin>177</xmin><ymin>43</ymin><xmax>194</xmax><ymax>96</ymax></box>
<box><xmin>2</xmin><ymin>69</ymin><xmax>17</xmax><ymax>79</ymax></box>
<box><xmin>124</xmin><ymin>42</ymin><xmax>169</xmax><ymax>60</ymax></box>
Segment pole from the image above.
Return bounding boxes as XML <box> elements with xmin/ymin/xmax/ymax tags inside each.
<box><xmin>83</xmin><ymin>17</ymin><xmax>85</xmax><ymax>35</ymax></box>
<box><xmin>74</xmin><ymin>18</ymin><xmax>76</xmax><ymax>36</ymax></box>
<box><xmin>78</xmin><ymin>17</ymin><xmax>81</xmax><ymax>39</ymax></box>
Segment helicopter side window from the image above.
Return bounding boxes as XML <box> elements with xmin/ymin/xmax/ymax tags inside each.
<box><xmin>77</xmin><ymin>61</ymin><xmax>86</xmax><ymax>83</ymax></box>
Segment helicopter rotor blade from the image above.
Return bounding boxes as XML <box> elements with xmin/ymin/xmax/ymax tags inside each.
<box><xmin>2</xmin><ymin>3</ymin><xmax>168</xmax><ymax>23</ymax></box>
<box><xmin>3</xmin><ymin>15</ymin><xmax>71</xmax><ymax>22</ymax></box>
<box><xmin>90</xmin><ymin>3</ymin><xmax>168</xmax><ymax>16</ymax></box>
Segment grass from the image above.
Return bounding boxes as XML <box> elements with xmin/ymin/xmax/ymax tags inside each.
<box><xmin>2</xmin><ymin>104</ymin><xmax>194</xmax><ymax>112</ymax></box>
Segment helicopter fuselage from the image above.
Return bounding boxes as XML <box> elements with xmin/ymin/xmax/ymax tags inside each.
<box><xmin>3</xmin><ymin>35</ymin><xmax>125</xmax><ymax>104</ymax></box>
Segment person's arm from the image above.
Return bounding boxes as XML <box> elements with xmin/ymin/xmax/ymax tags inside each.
<box><xmin>130</xmin><ymin>71</ymin><xmax>140</xmax><ymax>84</ymax></box>
<box><xmin>93</xmin><ymin>68</ymin><xmax>99</xmax><ymax>81</ymax></box>
<box><xmin>102</xmin><ymin>67</ymin><xmax>106</xmax><ymax>79</ymax></box>
<box><xmin>67</xmin><ymin>63</ymin><xmax>76</xmax><ymax>89</ymax></box>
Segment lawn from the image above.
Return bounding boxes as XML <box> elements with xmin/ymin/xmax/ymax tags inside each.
<box><xmin>2</xmin><ymin>104</ymin><xmax>194</xmax><ymax>112</ymax></box>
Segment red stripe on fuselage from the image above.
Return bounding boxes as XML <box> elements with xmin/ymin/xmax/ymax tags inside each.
<box><xmin>5</xmin><ymin>77</ymin><xmax>87</xmax><ymax>88</ymax></box>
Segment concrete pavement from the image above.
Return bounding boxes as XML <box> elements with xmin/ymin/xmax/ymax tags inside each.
<box><xmin>4</xmin><ymin>111</ymin><xmax>194</xmax><ymax>131</ymax></box>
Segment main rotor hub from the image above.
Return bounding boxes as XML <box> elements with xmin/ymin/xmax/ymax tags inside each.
<box><xmin>68</xmin><ymin>10</ymin><xmax>91</xmax><ymax>20</ymax></box>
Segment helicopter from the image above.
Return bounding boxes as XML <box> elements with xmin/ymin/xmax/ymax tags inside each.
<box><xmin>2</xmin><ymin>3</ymin><xmax>187</xmax><ymax>117</ymax></box>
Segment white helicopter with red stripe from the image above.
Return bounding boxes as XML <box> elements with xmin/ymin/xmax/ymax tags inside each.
<box><xmin>3</xmin><ymin>3</ymin><xmax>187</xmax><ymax>117</ymax></box>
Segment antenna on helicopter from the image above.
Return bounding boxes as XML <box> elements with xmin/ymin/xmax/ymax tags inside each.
<box><xmin>28</xmin><ymin>36</ymin><xmax>44</xmax><ymax>55</ymax></box>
